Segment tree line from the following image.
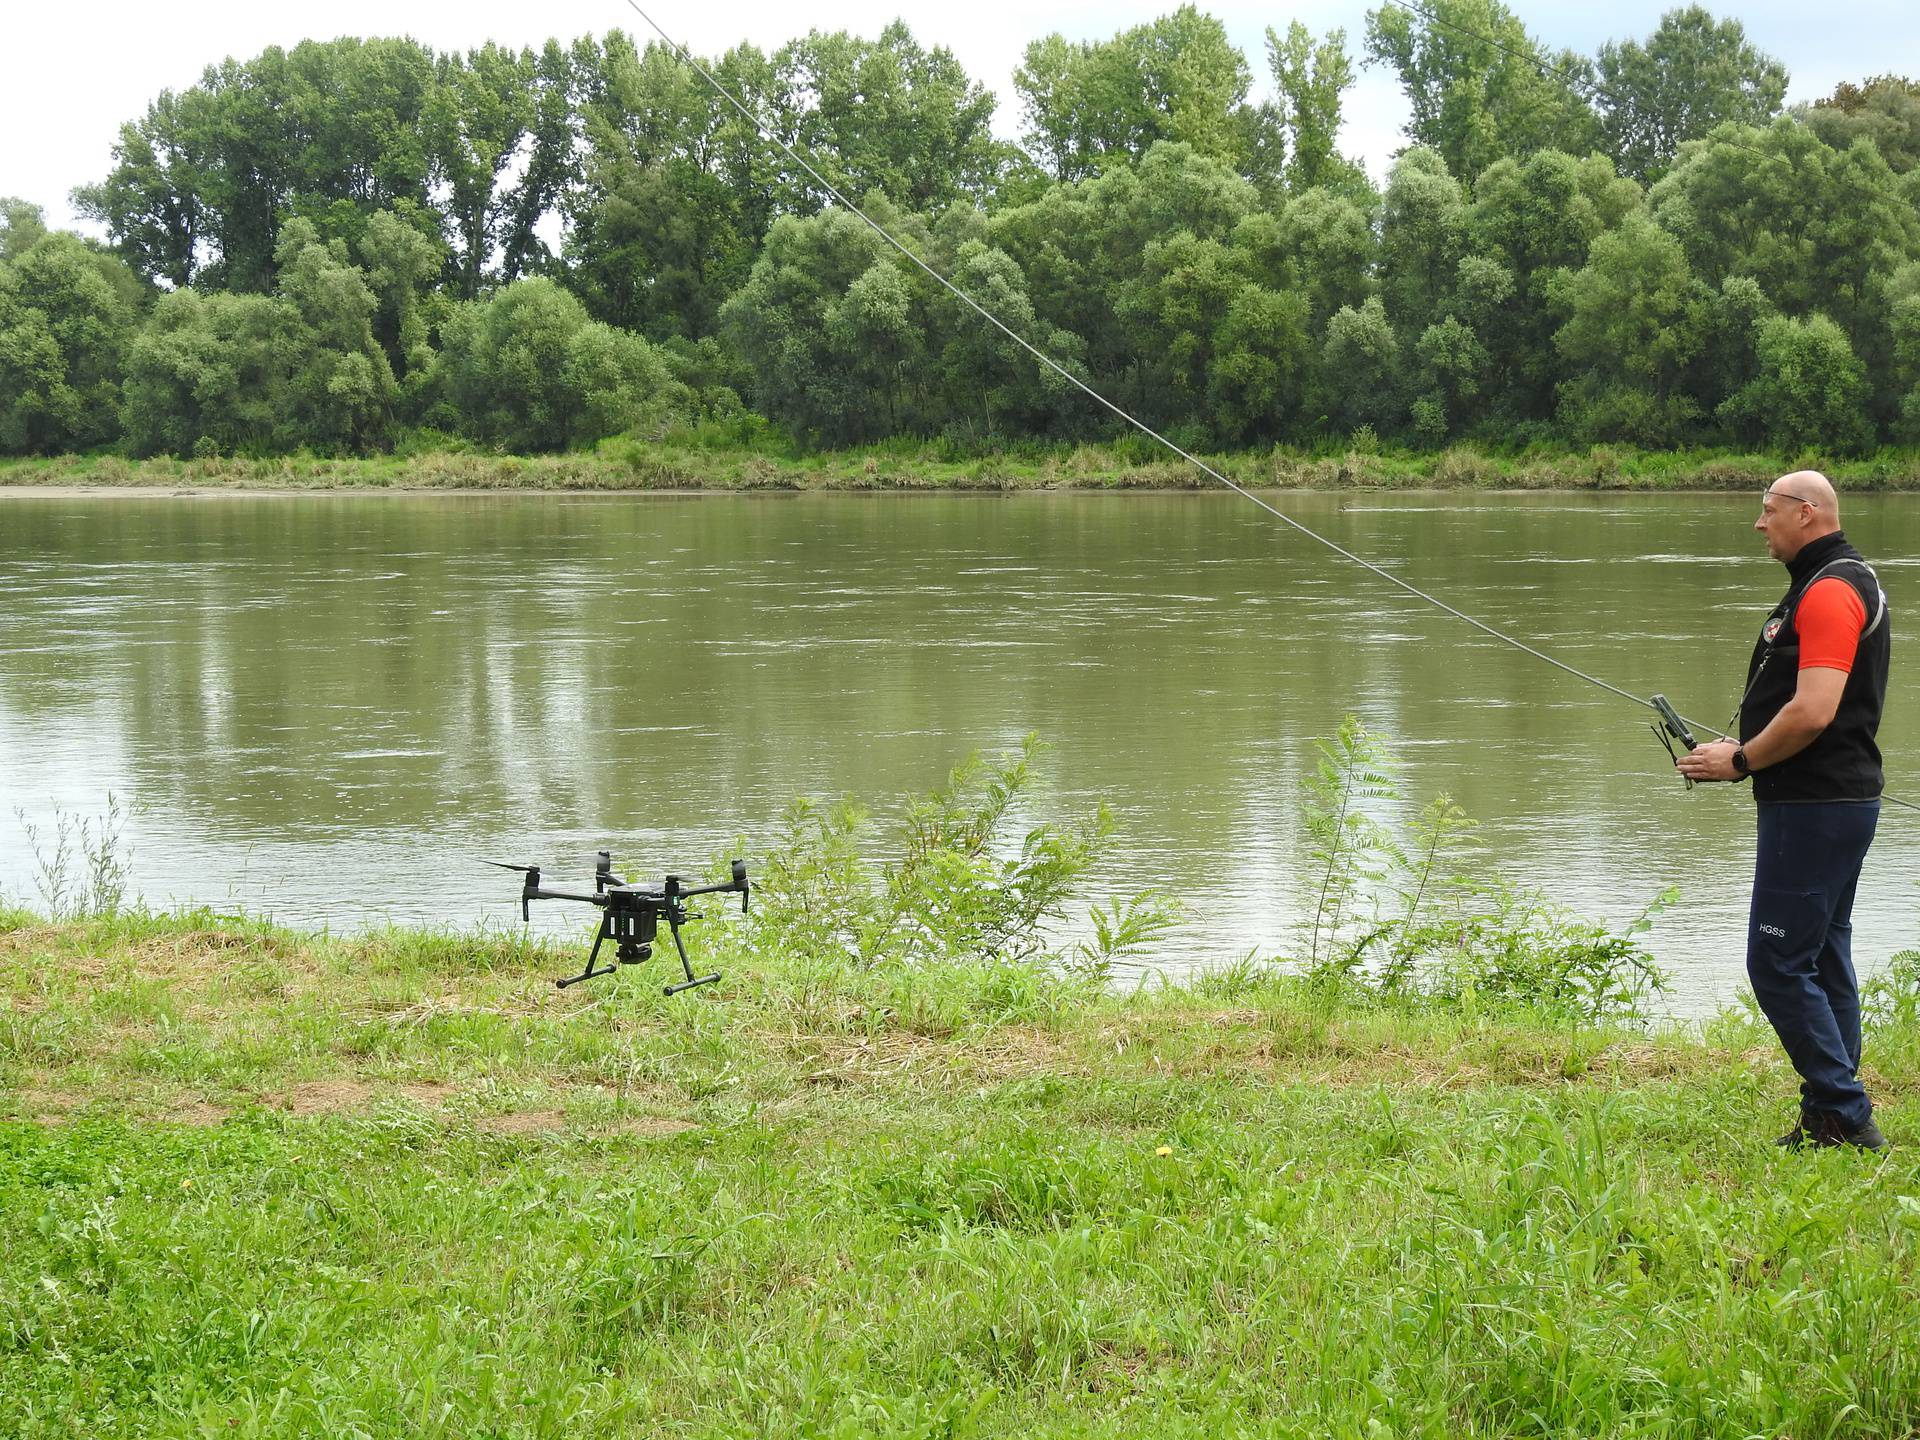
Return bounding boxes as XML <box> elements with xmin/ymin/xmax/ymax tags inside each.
<box><xmin>5</xmin><ymin>2</ymin><xmax>1920</xmax><ymax>460</ymax></box>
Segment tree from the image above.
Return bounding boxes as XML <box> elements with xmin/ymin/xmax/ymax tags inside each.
<box><xmin>1015</xmin><ymin>8</ymin><xmax>1275</xmax><ymax>186</ymax></box>
<box><xmin>1551</xmin><ymin>213</ymin><xmax>1707</xmax><ymax>443</ymax></box>
<box><xmin>1321</xmin><ymin>297</ymin><xmax>1400</xmax><ymax>433</ymax></box>
<box><xmin>1365</xmin><ymin>0</ymin><xmax>1599</xmax><ymax>187</ymax></box>
<box><xmin>1117</xmin><ymin>229</ymin><xmax>1248</xmax><ymax>420</ymax></box>
<box><xmin>427</xmin><ymin>43</ymin><xmax>539</xmax><ymax>299</ymax></box>
<box><xmin>1410</xmin><ymin>314</ymin><xmax>1489</xmax><ymax>439</ymax></box>
<box><xmin>498</xmin><ymin>39</ymin><xmax>579</xmax><ymax>281</ymax></box>
<box><xmin>990</xmin><ymin>142</ymin><xmax>1258</xmax><ymax>424</ymax></box>
<box><xmin>567</xmin><ymin>35</ymin><xmax>778</xmax><ymax>339</ymax></box>
<box><xmin>1596</xmin><ymin>7</ymin><xmax>1787</xmax><ymax>184</ymax></box>
<box><xmin>1694</xmin><ymin>273</ymin><xmax>1773</xmax><ymax>418</ymax></box>
<box><xmin>355</xmin><ymin>208</ymin><xmax>444</xmax><ymax>390</ymax></box>
<box><xmin>1886</xmin><ymin>261</ymin><xmax>1920</xmax><ymax>440</ymax></box>
<box><xmin>1378</xmin><ymin>148</ymin><xmax>1467</xmax><ymax>344</ymax></box>
<box><xmin>930</xmin><ymin>241</ymin><xmax>1083</xmax><ymax>438</ymax></box>
<box><xmin>0</xmin><ymin>199</ymin><xmax>50</xmax><ymax>262</ymax></box>
<box><xmin>1719</xmin><ymin>313</ymin><xmax>1872</xmax><ymax>454</ymax></box>
<box><xmin>1266</xmin><ymin>189</ymin><xmax>1377</xmax><ymax>334</ymax></box>
<box><xmin>1803</xmin><ymin>76</ymin><xmax>1920</xmax><ymax>175</ymax></box>
<box><xmin>558</xmin><ymin>320</ymin><xmax>690</xmax><ymax>442</ymax></box>
<box><xmin>121</xmin><ymin>289</ymin><xmax>282</xmax><ymax>455</ymax></box>
<box><xmin>270</xmin><ymin>220</ymin><xmax>397</xmax><ymax>452</ymax></box>
<box><xmin>431</xmin><ymin>276</ymin><xmax>686</xmax><ymax>451</ymax></box>
<box><xmin>0</xmin><ymin>234</ymin><xmax>136</xmax><ymax>454</ymax></box>
<box><xmin>1650</xmin><ymin>120</ymin><xmax>1920</xmax><ymax>357</ymax></box>
<box><xmin>1265</xmin><ymin>23</ymin><xmax>1360</xmax><ymax>194</ymax></box>
<box><xmin>770</xmin><ymin>22</ymin><xmax>1003</xmax><ymax>212</ymax></box>
<box><xmin>79</xmin><ymin>38</ymin><xmax>440</xmax><ymax>293</ymax></box>
<box><xmin>826</xmin><ymin>258</ymin><xmax>927</xmax><ymax>434</ymax></box>
<box><xmin>73</xmin><ymin>88</ymin><xmax>213</xmax><ymax>289</ymax></box>
<box><xmin>1465</xmin><ymin>149</ymin><xmax>1640</xmax><ymax>423</ymax></box>
<box><xmin>720</xmin><ymin>204</ymin><xmax>935</xmax><ymax>443</ymax></box>
<box><xmin>1207</xmin><ymin>282</ymin><xmax>1312</xmax><ymax>443</ymax></box>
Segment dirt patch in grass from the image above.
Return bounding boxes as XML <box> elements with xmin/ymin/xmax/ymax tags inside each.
<box><xmin>784</xmin><ymin>1026</ymin><xmax>1082</xmax><ymax>1087</ymax></box>
<box><xmin>606</xmin><ymin>1116</ymin><xmax>700</xmax><ymax>1137</ymax></box>
<box><xmin>11</xmin><ymin>1089</ymin><xmax>85</xmax><ymax>1123</ymax></box>
<box><xmin>265</xmin><ymin>1079</ymin><xmax>459</xmax><ymax>1116</ymax></box>
<box><xmin>163</xmin><ymin>1100</ymin><xmax>231</xmax><ymax>1126</ymax></box>
<box><xmin>478</xmin><ymin>1110</ymin><xmax>570</xmax><ymax>1134</ymax></box>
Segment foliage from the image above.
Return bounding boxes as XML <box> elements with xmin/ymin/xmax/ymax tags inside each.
<box><xmin>1596</xmin><ymin>5</ymin><xmax>1788</xmax><ymax>183</ymax></box>
<box><xmin>18</xmin><ymin>12</ymin><xmax>1920</xmax><ymax>460</ymax></box>
<box><xmin>429</xmin><ymin>278</ymin><xmax>690</xmax><ymax>451</ymax></box>
<box><xmin>772</xmin><ymin>22</ymin><xmax>1005</xmax><ymax>213</ymax></box>
<box><xmin>1364</xmin><ymin>0</ymin><xmax>1600</xmax><ymax>186</ymax></box>
<box><xmin>1720</xmin><ymin>312</ymin><xmax>1873</xmax><ymax>455</ymax></box>
<box><xmin>0</xmin><ymin>197</ymin><xmax>51</xmax><ymax>260</ymax></box>
<box><xmin>1863</xmin><ymin>946</ymin><xmax>1920</xmax><ymax>1027</ymax></box>
<box><xmin>1804</xmin><ymin>75</ymin><xmax>1920</xmax><ymax>174</ymax></box>
<box><xmin>1014</xmin><ymin>6</ymin><xmax>1270</xmax><ymax>186</ymax></box>
<box><xmin>1302</xmin><ymin>716</ymin><xmax>1401</xmax><ymax>968</ymax></box>
<box><xmin>1552</xmin><ymin>212</ymin><xmax>1708</xmax><ymax>444</ymax></box>
<box><xmin>120</xmin><ymin>289</ymin><xmax>283</xmax><ymax>456</ymax></box>
<box><xmin>1265</xmin><ymin>23</ymin><xmax>1361</xmax><ymax>195</ymax></box>
<box><xmin>0</xmin><ymin>235</ymin><xmax>137</xmax><ymax>454</ymax></box>
<box><xmin>742</xmin><ymin>735</ymin><xmax>1164</xmax><ymax>981</ymax></box>
<box><xmin>270</xmin><ymin>220</ymin><xmax>399</xmax><ymax>452</ymax></box>
<box><xmin>1299</xmin><ymin>717</ymin><xmax>1670</xmax><ymax>1021</ymax></box>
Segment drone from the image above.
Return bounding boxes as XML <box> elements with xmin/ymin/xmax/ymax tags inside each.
<box><xmin>487</xmin><ymin>852</ymin><xmax>750</xmax><ymax>993</ymax></box>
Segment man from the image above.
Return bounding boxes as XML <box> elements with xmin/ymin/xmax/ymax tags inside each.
<box><xmin>1677</xmin><ymin>471</ymin><xmax>1890</xmax><ymax>1151</ymax></box>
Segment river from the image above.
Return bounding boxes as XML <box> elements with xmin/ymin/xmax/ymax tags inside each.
<box><xmin>2</xmin><ymin>488</ymin><xmax>1914</xmax><ymax>1015</ymax></box>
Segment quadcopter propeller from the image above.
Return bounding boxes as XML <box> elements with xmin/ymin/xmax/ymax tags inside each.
<box><xmin>483</xmin><ymin>861</ymin><xmax>542</xmax><ymax>919</ymax></box>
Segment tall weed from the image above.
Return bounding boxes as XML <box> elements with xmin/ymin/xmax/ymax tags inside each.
<box><xmin>1299</xmin><ymin>718</ymin><xmax>1670</xmax><ymax>1020</ymax></box>
<box><xmin>13</xmin><ymin>794</ymin><xmax>134</xmax><ymax>921</ymax></box>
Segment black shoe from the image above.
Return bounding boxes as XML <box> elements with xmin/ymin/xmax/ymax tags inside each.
<box><xmin>1782</xmin><ymin>1110</ymin><xmax>1888</xmax><ymax>1152</ymax></box>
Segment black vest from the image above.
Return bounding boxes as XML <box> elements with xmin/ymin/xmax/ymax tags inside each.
<box><xmin>1739</xmin><ymin>531</ymin><xmax>1891</xmax><ymax>802</ymax></box>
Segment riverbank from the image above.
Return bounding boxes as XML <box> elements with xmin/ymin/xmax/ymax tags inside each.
<box><xmin>8</xmin><ymin>441</ymin><xmax>1920</xmax><ymax>494</ymax></box>
<box><xmin>4</xmin><ymin>906</ymin><xmax>1917</xmax><ymax>1436</ymax></box>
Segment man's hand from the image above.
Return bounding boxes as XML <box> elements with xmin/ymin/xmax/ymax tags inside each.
<box><xmin>1677</xmin><ymin>739</ymin><xmax>1741</xmax><ymax>783</ymax></box>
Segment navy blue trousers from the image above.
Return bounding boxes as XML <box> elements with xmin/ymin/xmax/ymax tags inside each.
<box><xmin>1748</xmin><ymin>800</ymin><xmax>1880</xmax><ymax>1129</ymax></box>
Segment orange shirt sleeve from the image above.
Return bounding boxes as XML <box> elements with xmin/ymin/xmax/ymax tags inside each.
<box><xmin>1796</xmin><ymin>576</ymin><xmax>1868</xmax><ymax>672</ymax></box>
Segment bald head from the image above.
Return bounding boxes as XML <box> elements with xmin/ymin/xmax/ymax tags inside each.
<box><xmin>1757</xmin><ymin>470</ymin><xmax>1842</xmax><ymax>561</ymax></box>
<box><xmin>1772</xmin><ymin>470</ymin><xmax>1839</xmax><ymax>522</ymax></box>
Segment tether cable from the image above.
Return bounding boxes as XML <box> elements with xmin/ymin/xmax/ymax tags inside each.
<box><xmin>613</xmin><ymin>0</ymin><xmax>1920</xmax><ymax>815</ymax></box>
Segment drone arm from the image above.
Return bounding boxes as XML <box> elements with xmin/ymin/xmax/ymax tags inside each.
<box><xmin>677</xmin><ymin>861</ymin><xmax>751</xmax><ymax>912</ymax></box>
<box><xmin>525</xmin><ymin>884</ymin><xmax>607</xmax><ymax>907</ymax></box>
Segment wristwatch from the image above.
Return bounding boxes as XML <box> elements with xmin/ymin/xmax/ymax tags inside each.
<box><xmin>1731</xmin><ymin>747</ymin><xmax>1751</xmax><ymax>778</ymax></box>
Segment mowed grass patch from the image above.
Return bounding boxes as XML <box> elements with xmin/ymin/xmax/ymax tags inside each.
<box><xmin>3</xmin><ymin>908</ymin><xmax>1920</xmax><ymax>1438</ymax></box>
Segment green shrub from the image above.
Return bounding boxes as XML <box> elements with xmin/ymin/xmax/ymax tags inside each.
<box><xmin>1299</xmin><ymin>716</ymin><xmax>1670</xmax><ymax>1020</ymax></box>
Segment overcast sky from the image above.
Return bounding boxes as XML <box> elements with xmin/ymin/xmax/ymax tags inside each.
<box><xmin>8</xmin><ymin>0</ymin><xmax>1918</xmax><ymax>235</ymax></box>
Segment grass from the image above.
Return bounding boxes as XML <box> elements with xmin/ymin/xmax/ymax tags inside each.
<box><xmin>3</xmin><ymin>902</ymin><xmax>1918</xmax><ymax>1437</ymax></box>
<box><xmin>7</xmin><ymin>439</ymin><xmax>1920</xmax><ymax>494</ymax></box>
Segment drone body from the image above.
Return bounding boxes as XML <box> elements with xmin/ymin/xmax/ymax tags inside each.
<box><xmin>489</xmin><ymin>852</ymin><xmax>750</xmax><ymax>993</ymax></box>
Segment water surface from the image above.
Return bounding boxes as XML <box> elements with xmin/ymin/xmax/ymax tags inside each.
<box><xmin>3</xmin><ymin>489</ymin><xmax>1915</xmax><ymax>1014</ymax></box>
